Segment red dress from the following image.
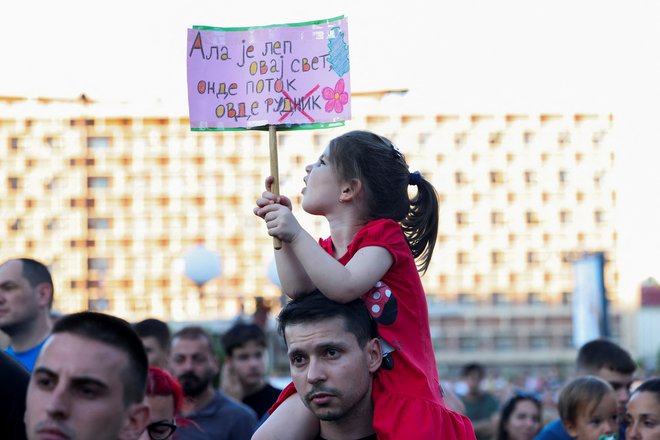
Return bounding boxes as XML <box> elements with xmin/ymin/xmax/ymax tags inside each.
<box><xmin>272</xmin><ymin>219</ymin><xmax>475</xmax><ymax>440</ymax></box>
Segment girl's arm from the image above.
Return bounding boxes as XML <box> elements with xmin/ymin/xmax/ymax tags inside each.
<box><xmin>251</xmin><ymin>395</ymin><xmax>319</xmax><ymax>440</ymax></box>
<box><xmin>255</xmin><ymin>177</ymin><xmax>315</xmax><ymax>297</ymax></box>
<box><xmin>274</xmin><ymin>243</ymin><xmax>315</xmax><ymax>298</ymax></box>
<box><xmin>257</xmin><ymin>203</ymin><xmax>393</xmax><ymax>303</ymax></box>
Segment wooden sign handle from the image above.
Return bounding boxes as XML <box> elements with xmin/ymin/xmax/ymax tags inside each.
<box><xmin>268</xmin><ymin>125</ymin><xmax>282</xmax><ymax>250</ymax></box>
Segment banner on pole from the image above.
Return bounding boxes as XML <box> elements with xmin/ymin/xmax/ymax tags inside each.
<box><xmin>187</xmin><ymin>16</ymin><xmax>350</xmax><ymax>131</ymax></box>
<box><xmin>572</xmin><ymin>252</ymin><xmax>609</xmax><ymax>348</ymax></box>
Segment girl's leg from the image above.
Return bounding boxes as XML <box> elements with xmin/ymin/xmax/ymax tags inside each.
<box><xmin>251</xmin><ymin>394</ymin><xmax>319</xmax><ymax>440</ymax></box>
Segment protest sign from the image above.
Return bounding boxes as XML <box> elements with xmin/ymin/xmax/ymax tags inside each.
<box><xmin>187</xmin><ymin>16</ymin><xmax>350</xmax><ymax>130</ymax></box>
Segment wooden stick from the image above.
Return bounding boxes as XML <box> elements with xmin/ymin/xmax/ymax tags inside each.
<box><xmin>269</xmin><ymin>125</ymin><xmax>282</xmax><ymax>250</ymax></box>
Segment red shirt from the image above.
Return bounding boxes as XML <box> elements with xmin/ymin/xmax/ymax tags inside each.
<box><xmin>319</xmin><ymin>218</ymin><xmax>441</xmax><ymax>401</ymax></box>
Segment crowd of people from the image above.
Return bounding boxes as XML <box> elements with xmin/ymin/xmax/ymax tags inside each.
<box><xmin>1</xmin><ymin>130</ymin><xmax>659</xmax><ymax>440</ymax></box>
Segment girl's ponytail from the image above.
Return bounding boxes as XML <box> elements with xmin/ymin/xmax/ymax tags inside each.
<box><xmin>402</xmin><ymin>173</ymin><xmax>439</xmax><ymax>274</ymax></box>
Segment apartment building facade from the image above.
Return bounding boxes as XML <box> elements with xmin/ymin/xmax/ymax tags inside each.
<box><xmin>0</xmin><ymin>96</ymin><xmax>619</xmax><ymax>372</ymax></box>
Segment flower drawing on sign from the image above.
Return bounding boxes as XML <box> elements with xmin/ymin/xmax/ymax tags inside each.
<box><xmin>322</xmin><ymin>79</ymin><xmax>349</xmax><ymax>113</ymax></box>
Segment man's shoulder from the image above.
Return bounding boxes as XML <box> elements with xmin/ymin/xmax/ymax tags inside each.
<box><xmin>535</xmin><ymin>418</ymin><xmax>571</xmax><ymax>440</ymax></box>
<box><xmin>214</xmin><ymin>391</ymin><xmax>258</xmax><ymax>420</ymax></box>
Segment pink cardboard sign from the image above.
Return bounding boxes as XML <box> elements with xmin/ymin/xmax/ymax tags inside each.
<box><xmin>187</xmin><ymin>16</ymin><xmax>350</xmax><ymax>131</ymax></box>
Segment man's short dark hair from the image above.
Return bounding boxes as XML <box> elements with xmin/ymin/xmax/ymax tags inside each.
<box><xmin>133</xmin><ymin>318</ymin><xmax>171</xmax><ymax>350</ymax></box>
<box><xmin>52</xmin><ymin>311</ymin><xmax>148</xmax><ymax>406</ymax></box>
<box><xmin>277</xmin><ymin>290</ymin><xmax>378</xmax><ymax>348</ymax></box>
<box><xmin>221</xmin><ymin>323</ymin><xmax>265</xmax><ymax>357</ymax></box>
<box><xmin>462</xmin><ymin>362</ymin><xmax>486</xmax><ymax>378</ymax></box>
<box><xmin>172</xmin><ymin>326</ymin><xmax>215</xmax><ymax>354</ymax></box>
<box><xmin>577</xmin><ymin>339</ymin><xmax>636</xmax><ymax>375</ymax></box>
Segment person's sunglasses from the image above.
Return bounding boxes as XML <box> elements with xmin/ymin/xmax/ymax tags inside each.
<box><xmin>147</xmin><ymin>419</ymin><xmax>177</xmax><ymax>440</ymax></box>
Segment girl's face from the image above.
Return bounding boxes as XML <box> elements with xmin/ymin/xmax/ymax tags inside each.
<box><xmin>301</xmin><ymin>145</ymin><xmax>343</xmax><ymax>215</ymax></box>
<box><xmin>505</xmin><ymin>399</ymin><xmax>541</xmax><ymax>440</ymax></box>
<box><xmin>567</xmin><ymin>392</ymin><xmax>618</xmax><ymax>440</ymax></box>
<box><xmin>626</xmin><ymin>391</ymin><xmax>660</xmax><ymax>440</ymax></box>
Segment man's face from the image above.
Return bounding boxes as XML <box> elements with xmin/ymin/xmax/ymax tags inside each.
<box><xmin>227</xmin><ymin>340</ymin><xmax>267</xmax><ymax>390</ymax></box>
<box><xmin>465</xmin><ymin>370</ymin><xmax>483</xmax><ymax>395</ymax></box>
<box><xmin>170</xmin><ymin>336</ymin><xmax>217</xmax><ymax>398</ymax></box>
<box><xmin>285</xmin><ymin>317</ymin><xmax>381</xmax><ymax>422</ymax></box>
<box><xmin>140</xmin><ymin>336</ymin><xmax>169</xmax><ymax>370</ymax></box>
<box><xmin>596</xmin><ymin>367</ymin><xmax>635</xmax><ymax>415</ymax></box>
<box><xmin>25</xmin><ymin>332</ymin><xmax>147</xmax><ymax>440</ymax></box>
<box><xmin>0</xmin><ymin>260</ymin><xmax>43</xmax><ymax>334</ymax></box>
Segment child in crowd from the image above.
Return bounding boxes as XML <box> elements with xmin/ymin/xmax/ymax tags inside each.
<box><xmin>558</xmin><ymin>376</ymin><xmax>619</xmax><ymax>440</ymax></box>
<box><xmin>254</xmin><ymin>131</ymin><xmax>473</xmax><ymax>439</ymax></box>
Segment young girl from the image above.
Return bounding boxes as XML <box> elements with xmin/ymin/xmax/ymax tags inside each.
<box><xmin>559</xmin><ymin>376</ymin><xmax>619</xmax><ymax>440</ymax></box>
<box><xmin>254</xmin><ymin>131</ymin><xmax>473</xmax><ymax>439</ymax></box>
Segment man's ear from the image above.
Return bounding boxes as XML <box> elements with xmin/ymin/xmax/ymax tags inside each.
<box><xmin>365</xmin><ymin>338</ymin><xmax>382</xmax><ymax>373</ymax></box>
<box><xmin>35</xmin><ymin>283</ymin><xmax>53</xmax><ymax>309</ymax></box>
<box><xmin>119</xmin><ymin>402</ymin><xmax>150</xmax><ymax>440</ymax></box>
<box><xmin>339</xmin><ymin>178</ymin><xmax>362</xmax><ymax>203</ymax></box>
<box><xmin>563</xmin><ymin>421</ymin><xmax>578</xmax><ymax>438</ymax></box>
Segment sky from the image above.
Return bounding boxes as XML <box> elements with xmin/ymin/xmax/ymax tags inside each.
<box><xmin>2</xmin><ymin>0</ymin><xmax>659</xmax><ymax>301</ymax></box>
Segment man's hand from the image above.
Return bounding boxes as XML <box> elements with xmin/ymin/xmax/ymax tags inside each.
<box><xmin>221</xmin><ymin>362</ymin><xmax>244</xmax><ymax>401</ymax></box>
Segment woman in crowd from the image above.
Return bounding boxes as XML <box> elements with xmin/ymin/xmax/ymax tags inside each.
<box><xmin>496</xmin><ymin>393</ymin><xmax>542</xmax><ymax>440</ymax></box>
<box><xmin>626</xmin><ymin>377</ymin><xmax>660</xmax><ymax>440</ymax></box>
<box><xmin>139</xmin><ymin>367</ymin><xmax>183</xmax><ymax>440</ymax></box>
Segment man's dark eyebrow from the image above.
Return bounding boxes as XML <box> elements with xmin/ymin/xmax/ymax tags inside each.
<box><xmin>33</xmin><ymin>367</ymin><xmax>109</xmax><ymax>390</ymax></box>
<box><xmin>287</xmin><ymin>348</ymin><xmax>304</xmax><ymax>358</ymax></box>
<box><xmin>33</xmin><ymin>366</ymin><xmax>56</xmax><ymax>376</ymax></box>
<box><xmin>70</xmin><ymin>376</ymin><xmax>110</xmax><ymax>391</ymax></box>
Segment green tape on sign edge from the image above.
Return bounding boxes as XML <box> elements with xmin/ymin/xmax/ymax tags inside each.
<box><xmin>192</xmin><ymin>15</ymin><xmax>345</xmax><ymax>32</ymax></box>
<box><xmin>190</xmin><ymin>121</ymin><xmax>345</xmax><ymax>132</ymax></box>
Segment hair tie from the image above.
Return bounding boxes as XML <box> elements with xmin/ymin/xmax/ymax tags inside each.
<box><xmin>409</xmin><ymin>171</ymin><xmax>423</xmax><ymax>185</ymax></box>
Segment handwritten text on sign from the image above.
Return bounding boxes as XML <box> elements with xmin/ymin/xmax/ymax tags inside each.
<box><xmin>187</xmin><ymin>17</ymin><xmax>350</xmax><ymax>130</ymax></box>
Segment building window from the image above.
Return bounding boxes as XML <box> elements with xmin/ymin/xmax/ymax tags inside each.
<box><xmin>594</xmin><ymin>210</ymin><xmax>606</xmax><ymax>224</ymax></box>
<box><xmin>454</xmin><ymin>172</ymin><xmax>466</xmax><ymax>185</ymax></box>
<box><xmin>457</xmin><ymin>292</ymin><xmax>474</xmax><ymax>305</ymax></box>
<box><xmin>559</xmin><ymin>170</ymin><xmax>569</xmax><ymax>184</ymax></box>
<box><xmin>459</xmin><ymin>337</ymin><xmax>479</xmax><ymax>352</ymax></box>
<box><xmin>530</xmin><ymin>336</ymin><xmax>550</xmax><ymax>349</ymax></box>
<box><xmin>7</xmin><ymin>177</ymin><xmax>21</xmax><ymax>190</ymax></box>
<box><xmin>10</xmin><ymin>219</ymin><xmax>22</xmax><ymax>231</ymax></box>
<box><xmin>87</xmin><ymin>177</ymin><xmax>110</xmax><ymax>188</ymax></box>
<box><xmin>456</xmin><ymin>212</ymin><xmax>469</xmax><ymax>227</ymax></box>
<box><xmin>454</xmin><ymin>132</ymin><xmax>467</xmax><ymax>147</ymax></box>
<box><xmin>88</xmin><ymin>258</ymin><xmax>110</xmax><ymax>270</ymax></box>
<box><xmin>457</xmin><ymin>251</ymin><xmax>469</xmax><ymax>266</ymax></box>
<box><xmin>526</xmin><ymin>251</ymin><xmax>539</xmax><ymax>265</ymax></box>
<box><xmin>527</xmin><ymin>292</ymin><xmax>544</xmax><ymax>305</ymax></box>
<box><xmin>560</xmin><ymin>210</ymin><xmax>572</xmax><ymax>224</ymax></box>
<box><xmin>489</xmin><ymin>171</ymin><xmax>504</xmax><ymax>185</ymax></box>
<box><xmin>524</xmin><ymin>171</ymin><xmax>536</xmax><ymax>185</ymax></box>
<box><xmin>523</xmin><ymin>131</ymin><xmax>534</xmax><ymax>145</ymax></box>
<box><xmin>495</xmin><ymin>336</ymin><xmax>515</xmax><ymax>351</ymax></box>
<box><xmin>562</xmin><ymin>291</ymin><xmax>572</xmax><ymax>305</ymax></box>
<box><xmin>491</xmin><ymin>251</ymin><xmax>504</xmax><ymax>266</ymax></box>
<box><xmin>492</xmin><ymin>292</ymin><xmax>510</xmax><ymax>306</ymax></box>
<box><xmin>491</xmin><ymin>211</ymin><xmax>504</xmax><ymax>225</ymax></box>
<box><xmin>489</xmin><ymin>132</ymin><xmax>502</xmax><ymax>147</ymax></box>
<box><xmin>558</xmin><ymin>131</ymin><xmax>571</xmax><ymax>146</ymax></box>
<box><xmin>87</xmin><ymin>136</ymin><xmax>110</xmax><ymax>148</ymax></box>
<box><xmin>525</xmin><ymin>211</ymin><xmax>539</xmax><ymax>225</ymax></box>
<box><xmin>88</xmin><ymin>218</ymin><xmax>110</xmax><ymax>229</ymax></box>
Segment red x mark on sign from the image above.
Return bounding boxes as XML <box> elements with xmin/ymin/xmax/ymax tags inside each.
<box><xmin>278</xmin><ymin>84</ymin><xmax>320</xmax><ymax>123</ymax></box>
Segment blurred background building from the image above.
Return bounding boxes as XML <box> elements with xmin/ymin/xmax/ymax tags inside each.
<box><xmin>0</xmin><ymin>94</ymin><xmax>626</xmax><ymax>374</ymax></box>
